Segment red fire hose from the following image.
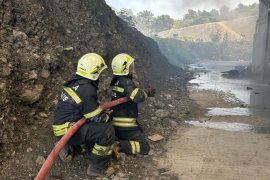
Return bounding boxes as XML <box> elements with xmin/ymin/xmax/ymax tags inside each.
<box><xmin>35</xmin><ymin>97</ymin><xmax>129</xmax><ymax>180</ymax></box>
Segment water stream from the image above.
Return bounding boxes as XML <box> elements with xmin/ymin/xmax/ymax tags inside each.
<box><xmin>187</xmin><ymin>60</ymin><xmax>270</xmax><ymax>133</ymax></box>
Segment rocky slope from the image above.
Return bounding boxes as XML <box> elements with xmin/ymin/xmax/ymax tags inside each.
<box><xmin>0</xmin><ymin>0</ymin><xmax>182</xmax><ymax>163</ymax></box>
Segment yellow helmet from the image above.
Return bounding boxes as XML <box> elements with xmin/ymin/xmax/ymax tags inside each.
<box><xmin>76</xmin><ymin>53</ymin><xmax>107</xmax><ymax>80</ymax></box>
<box><xmin>111</xmin><ymin>53</ymin><xmax>134</xmax><ymax>75</ymax></box>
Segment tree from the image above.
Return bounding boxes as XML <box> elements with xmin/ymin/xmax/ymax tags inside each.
<box><xmin>184</xmin><ymin>9</ymin><xmax>197</xmax><ymax>20</ymax></box>
<box><xmin>220</xmin><ymin>6</ymin><xmax>230</xmax><ymax>20</ymax></box>
<box><xmin>135</xmin><ymin>10</ymin><xmax>154</xmax><ymax>35</ymax></box>
<box><xmin>210</xmin><ymin>30</ymin><xmax>222</xmax><ymax>43</ymax></box>
<box><xmin>152</xmin><ymin>15</ymin><xmax>174</xmax><ymax>33</ymax></box>
<box><xmin>117</xmin><ymin>8</ymin><xmax>136</xmax><ymax>27</ymax></box>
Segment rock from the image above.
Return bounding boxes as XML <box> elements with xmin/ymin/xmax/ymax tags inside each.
<box><xmin>0</xmin><ymin>81</ymin><xmax>6</xmax><ymax>91</ymax></box>
<box><xmin>29</xmin><ymin>70</ymin><xmax>38</xmax><ymax>80</ymax></box>
<box><xmin>164</xmin><ymin>94</ymin><xmax>172</xmax><ymax>100</ymax></box>
<box><xmin>11</xmin><ymin>151</ymin><xmax>16</xmax><ymax>157</ymax></box>
<box><xmin>169</xmin><ymin>120</ymin><xmax>178</xmax><ymax>127</ymax></box>
<box><xmin>91</xmin><ymin>32</ymin><xmax>99</xmax><ymax>37</ymax></box>
<box><xmin>20</xmin><ymin>85</ymin><xmax>44</xmax><ymax>104</ymax></box>
<box><xmin>39</xmin><ymin>112</ymin><xmax>48</xmax><ymax>118</ymax></box>
<box><xmin>63</xmin><ymin>46</ymin><xmax>74</xmax><ymax>51</ymax></box>
<box><xmin>36</xmin><ymin>156</ymin><xmax>45</xmax><ymax>165</ymax></box>
<box><xmin>148</xmin><ymin>134</ymin><xmax>165</xmax><ymax>142</ymax></box>
<box><xmin>1</xmin><ymin>65</ymin><xmax>12</xmax><ymax>77</ymax></box>
<box><xmin>0</xmin><ymin>57</ymin><xmax>7</xmax><ymax>63</ymax></box>
<box><xmin>44</xmin><ymin>54</ymin><xmax>51</xmax><ymax>63</ymax></box>
<box><xmin>27</xmin><ymin>147</ymin><xmax>33</xmax><ymax>152</ymax></box>
<box><xmin>13</xmin><ymin>30</ymin><xmax>28</xmax><ymax>40</ymax></box>
<box><xmin>151</xmin><ymin>116</ymin><xmax>158</xmax><ymax>120</ymax></box>
<box><xmin>55</xmin><ymin>45</ymin><xmax>64</xmax><ymax>53</ymax></box>
<box><xmin>119</xmin><ymin>152</ymin><xmax>127</xmax><ymax>162</ymax></box>
<box><xmin>40</xmin><ymin>69</ymin><xmax>50</xmax><ymax>78</ymax></box>
<box><xmin>154</xmin><ymin>101</ymin><xmax>165</xmax><ymax>109</ymax></box>
<box><xmin>155</xmin><ymin>109</ymin><xmax>169</xmax><ymax>119</ymax></box>
<box><xmin>246</xmin><ymin>86</ymin><xmax>253</xmax><ymax>90</ymax></box>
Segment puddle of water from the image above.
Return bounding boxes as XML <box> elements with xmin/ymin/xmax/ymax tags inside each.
<box><xmin>207</xmin><ymin>107</ymin><xmax>252</xmax><ymax>116</ymax></box>
<box><xmin>189</xmin><ymin>61</ymin><xmax>270</xmax><ymax>118</ymax></box>
<box><xmin>185</xmin><ymin>121</ymin><xmax>253</xmax><ymax>132</ymax></box>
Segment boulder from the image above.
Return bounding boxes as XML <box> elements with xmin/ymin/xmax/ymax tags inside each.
<box><xmin>154</xmin><ymin>101</ymin><xmax>165</xmax><ymax>109</ymax></box>
<box><xmin>35</xmin><ymin>156</ymin><xmax>45</xmax><ymax>165</ymax></box>
<box><xmin>40</xmin><ymin>69</ymin><xmax>50</xmax><ymax>79</ymax></box>
<box><xmin>29</xmin><ymin>70</ymin><xmax>38</xmax><ymax>80</ymax></box>
<box><xmin>155</xmin><ymin>109</ymin><xmax>169</xmax><ymax>119</ymax></box>
<box><xmin>13</xmin><ymin>30</ymin><xmax>28</xmax><ymax>40</ymax></box>
<box><xmin>20</xmin><ymin>85</ymin><xmax>44</xmax><ymax>104</ymax></box>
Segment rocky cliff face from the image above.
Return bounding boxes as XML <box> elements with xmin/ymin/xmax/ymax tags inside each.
<box><xmin>0</xmin><ymin>0</ymin><xmax>178</xmax><ymax>157</ymax></box>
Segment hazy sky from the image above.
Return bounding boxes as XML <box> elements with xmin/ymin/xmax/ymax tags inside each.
<box><xmin>105</xmin><ymin>0</ymin><xmax>259</xmax><ymax>19</ymax></box>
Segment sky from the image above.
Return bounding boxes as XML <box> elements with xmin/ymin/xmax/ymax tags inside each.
<box><xmin>105</xmin><ymin>0</ymin><xmax>259</xmax><ymax>19</ymax></box>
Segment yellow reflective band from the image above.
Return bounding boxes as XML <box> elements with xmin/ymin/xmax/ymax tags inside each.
<box><xmin>92</xmin><ymin>144</ymin><xmax>112</xmax><ymax>156</ymax></box>
<box><xmin>112</xmin><ymin>117</ymin><xmax>137</xmax><ymax>127</ymax></box>
<box><xmin>84</xmin><ymin>107</ymin><xmax>103</xmax><ymax>119</ymax></box>
<box><xmin>130</xmin><ymin>141</ymin><xmax>136</xmax><ymax>154</ymax></box>
<box><xmin>52</xmin><ymin>122</ymin><xmax>74</xmax><ymax>136</ymax></box>
<box><xmin>113</xmin><ymin>117</ymin><xmax>137</xmax><ymax>123</ymax></box>
<box><xmin>130</xmin><ymin>88</ymin><xmax>139</xmax><ymax>100</ymax></box>
<box><xmin>144</xmin><ymin>91</ymin><xmax>148</xmax><ymax>99</ymax></box>
<box><xmin>135</xmin><ymin>141</ymin><xmax>140</xmax><ymax>153</ymax></box>
<box><xmin>78</xmin><ymin>69</ymin><xmax>87</xmax><ymax>76</ymax></box>
<box><xmin>112</xmin><ymin>121</ymin><xmax>138</xmax><ymax>127</ymax></box>
<box><xmin>64</xmin><ymin>87</ymin><xmax>82</xmax><ymax>104</ymax></box>
<box><xmin>113</xmin><ymin>86</ymin><xmax>124</xmax><ymax>93</ymax></box>
<box><xmin>130</xmin><ymin>141</ymin><xmax>140</xmax><ymax>154</ymax></box>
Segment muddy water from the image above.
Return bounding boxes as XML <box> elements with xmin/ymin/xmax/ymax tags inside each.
<box><xmin>189</xmin><ymin>60</ymin><xmax>270</xmax><ymax>119</ymax></box>
<box><xmin>190</xmin><ymin>61</ymin><xmax>270</xmax><ymax>112</ymax></box>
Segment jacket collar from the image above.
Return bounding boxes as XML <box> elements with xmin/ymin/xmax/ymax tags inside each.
<box><xmin>64</xmin><ymin>75</ymin><xmax>99</xmax><ymax>89</ymax></box>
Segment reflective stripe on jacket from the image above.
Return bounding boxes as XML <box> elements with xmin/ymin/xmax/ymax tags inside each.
<box><xmin>53</xmin><ymin>76</ymin><xmax>105</xmax><ymax>136</ymax></box>
<box><xmin>110</xmin><ymin>75</ymin><xmax>148</xmax><ymax>129</ymax></box>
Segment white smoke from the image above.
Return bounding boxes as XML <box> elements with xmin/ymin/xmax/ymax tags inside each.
<box><xmin>106</xmin><ymin>0</ymin><xmax>258</xmax><ymax>18</ymax></box>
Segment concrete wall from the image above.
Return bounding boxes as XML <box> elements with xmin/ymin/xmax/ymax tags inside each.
<box><xmin>252</xmin><ymin>0</ymin><xmax>270</xmax><ymax>76</ymax></box>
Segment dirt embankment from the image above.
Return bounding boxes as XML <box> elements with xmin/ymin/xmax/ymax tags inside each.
<box><xmin>0</xmin><ymin>0</ymin><xmax>191</xmax><ymax>179</ymax></box>
<box><xmin>0</xmin><ymin>0</ymin><xmax>183</xmax><ymax>159</ymax></box>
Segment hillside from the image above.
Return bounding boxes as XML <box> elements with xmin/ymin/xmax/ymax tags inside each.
<box><xmin>158</xmin><ymin>16</ymin><xmax>257</xmax><ymax>42</ymax></box>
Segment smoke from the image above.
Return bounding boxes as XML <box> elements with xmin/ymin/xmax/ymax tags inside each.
<box><xmin>106</xmin><ymin>0</ymin><xmax>258</xmax><ymax>18</ymax></box>
<box><xmin>169</xmin><ymin>0</ymin><xmax>258</xmax><ymax>18</ymax></box>
<box><xmin>179</xmin><ymin>0</ymin><xmax>242</xmax><ymax>8</ymax></box>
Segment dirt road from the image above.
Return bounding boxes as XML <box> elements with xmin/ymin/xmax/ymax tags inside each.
<box><xmin>159</xmin><ymin>90</ymin><xmax>270</xmax><ymax>180</ymax></box>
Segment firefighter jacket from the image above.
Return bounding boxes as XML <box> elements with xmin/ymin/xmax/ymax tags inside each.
<box><xmin>110</xmin><ymin>75</ymin><xmax>148</xmax><ymax>129</ymax></box>
<box><xmin>53</xmin><ymin>75</ymin><xmax>107</xmax><ymax>137</ymax></box>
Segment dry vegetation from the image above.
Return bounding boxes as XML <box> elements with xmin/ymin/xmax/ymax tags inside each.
<box><xmin>158</xmin><ymin>16</ymin><xmax>257</xmax><ymax>42</ymax></box>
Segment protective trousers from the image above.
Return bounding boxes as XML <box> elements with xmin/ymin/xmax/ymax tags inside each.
<box><xmin>115</xmin><ymin>129</ymin><xmax>150</xmax><ymax>155</ymax></box>
<box><xmin>66</xmin><ymin>122</ymin><xmax>115</xmax><ymax>169</ymax></box>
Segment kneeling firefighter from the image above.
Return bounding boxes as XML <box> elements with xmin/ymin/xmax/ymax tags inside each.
<box><xmin>110</xmin><ymin>53</ymin><xmax>156</xmax><ymax>155</ymax></box>
<box><xmin>53</xmin><ymin>53</ymin><xmax>114</xmax><ymax>177</ymax></box>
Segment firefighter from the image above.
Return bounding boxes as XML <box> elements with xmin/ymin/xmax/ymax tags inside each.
<box><xmin>53</xmin><ymin>53</ymin><xmax>114</xmax><ymax>177</ymax></box>
<box><xmin>110</xmin><ymin>53</ymin><xmax>155</xmax><ymax>155</ymax></box>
